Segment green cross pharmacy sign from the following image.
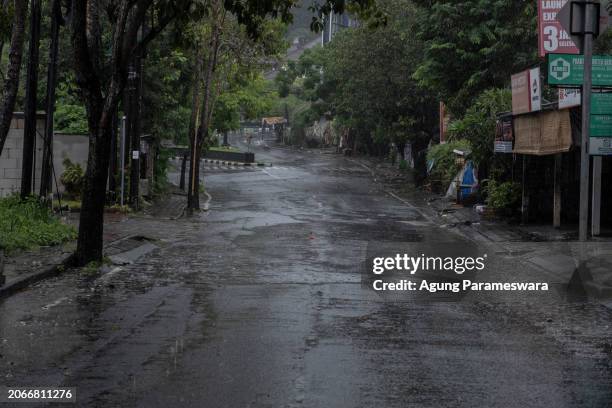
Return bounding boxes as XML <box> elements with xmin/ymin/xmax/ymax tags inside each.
<box><xmin>547</xmin><ymin>54</ymin><xmax>612</xmax><ymax>87</ymax></box>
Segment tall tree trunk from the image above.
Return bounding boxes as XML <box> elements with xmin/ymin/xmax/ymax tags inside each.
<box><xmin>188</xmin><ymin>23</ymin><xmax>221</xmax><ymax>211</ymax></box>
<box><xmin>75</xmin><ymin>102</ymin><xmax>113</xmax><ymax>265</ymax></box>
<box><xmin>0</xmin><ymin>0</ymin><xmax>28</xmax><ymax>156</ymax></box>
<box><xmin>187</xmin><ymin>50</ymin><xmax>203</xmax><ymax>211</ymax></box>
<box><xmin>40</xmin><ymin>0</ymin><xmax>63</xmax><ymax>198</ymax></box>
<box><xmin>71</xmin><ymin>0</ymin><xmax>126</xmax><ymax>266</ymax></box>
<box><xmin>71</xmin><ymin>0</ymin><xmax>177</xmax><ymax>265</ymax></box>
<box><xmin>21</xmin><ymin>0</ymin><xmax>42</xmax><ymax>198</ymax></box>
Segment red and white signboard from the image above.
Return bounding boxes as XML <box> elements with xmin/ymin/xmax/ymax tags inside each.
<box><xmin>511</xmin><ymin>68</ymin><xmax>542</xmax><ymax>115</ymax></box>
<box><xmin>559</xmin><ymin>88</ymin><xmax>581</xmax><ymax>109</ymax></box>
<box><xmin>538</xmin><ymin>0</ymin><xmax>580</xmax><ymax>57</ymax></box>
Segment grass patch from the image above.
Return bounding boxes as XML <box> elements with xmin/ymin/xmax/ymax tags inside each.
<box><xmin>0</xmin><ymin>195</ymin><xmax>77</xmax><ymax>253</ymax></box>
<box><xmin>53</xmin><ymin>199</ymin><xmax>81</xmax><ymax>211</ymax></box>
<box><xmin>209</xmin><ymin>146</ymin><xmax>239</xmax><ymax>152</ymax></box>
<box><xmin>52</xmin><ymin>199</ymin><xmax>131</xmax><ymax>214</ymax></box>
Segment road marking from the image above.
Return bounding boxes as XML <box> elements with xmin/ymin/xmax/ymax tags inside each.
<box><xmin>42</xmin><ymin>296</ymin><xmax>69</xmax><ymax>310</ymax></box>
<box><xmin>263</xmin><ymin>169</ymin><xmax>281</xmax><ymax>179</ymax></box>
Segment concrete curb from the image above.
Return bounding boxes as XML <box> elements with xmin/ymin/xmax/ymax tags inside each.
<box><xmin>0</xmin><ymin>188</ymin><xmax>209</xmax><ymax>300</ymax></box>
<box><xmin>202</xmin><ymin>191</ymin><xmax>212</xmax><ymax>211</ymax></box>
<box><xmin>202</xmin><ymin>159</ymin><xmax>267</xmax><ymax>167</ymax></box>
<box><xmin>0</xmin><ymin>253</ymin><xmax>75</xmax><ymax>301</ymax></box>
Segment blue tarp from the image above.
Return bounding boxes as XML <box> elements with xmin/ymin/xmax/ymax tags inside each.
<box><xmin>460</xmin><ymin>160</ymin><xmax>478</xmax><ymax>200</ymax></box>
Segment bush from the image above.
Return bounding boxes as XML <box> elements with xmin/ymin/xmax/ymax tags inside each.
<box><xmin>60</xmin><ymin>158</ymin><xmax>84</xmax><ymax>199</ymax></box>
<box><xmin>0</xmin><ymin>196</ymin><xmax>77</xmax><ymax>252</ymax></box>
<box><xmin>54</xmin><ymin>103</ymin><xmax>89</xmax><ymax>134</ymax></box>
<box><xmin>153</xmin><ymin>147</ymin><xmax>170</xmax><ymax>195</ymax></box>
<box><xmin>426</xmin><ymin>139</ymin><xmax>471</xmax><ymax>189</ymax></box>
<box><xmin>448</xmin><ymin>88</ymin><xmax>511</xmax><ymax>171</ymax></box>
<box><xmin>484</xmin><ymin>180</ymin><xmax>522</xmax><ymax>211</ymax></box>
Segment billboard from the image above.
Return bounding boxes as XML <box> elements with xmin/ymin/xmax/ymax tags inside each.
<box><xmin>547</xmin><ymin>54</ymin><xmax>612</xmax><ymax>86</ymax></box>
<box><xmin>538</xmin><ymin>0</ymin><xmax>580</xmax><ymax>57</ymax></box>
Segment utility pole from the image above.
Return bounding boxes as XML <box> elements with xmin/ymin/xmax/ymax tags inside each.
<box><xmin>127</xmin><ymin>59</ymin><xmax>140</xmax><ymax>210</ymax></box>
<box><xmin>128</xmin><ymin>26</ymin><xmax>144</xmax><ymax>210</ymax></box>
<box><xmin>108</xmin><ymin>109</ymin><xmax>118</xmax><ymax>201</ymax></box>
<box><xmin>578</xmin><ymin>1</ymin><xmax>598</xmax><ymax>242</ymax></box>
<box><xmin>40</xmin><ymin>0</ymin><xmax>63</xmax><ymax>199</ymax></box>
<box><xmin>120</xmin><ymin>116</ymin><xmax>126</xmax><ymax>207</ymax></box>
<box><xmin>21</xmin><ymin>0</ymin><xmax>41</xmax><ymax>199</ymax></box>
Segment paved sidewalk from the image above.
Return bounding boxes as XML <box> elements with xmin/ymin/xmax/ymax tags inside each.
<box><xmin>348</xmin><ymin>153</ymin><xmax>612</xmax><ymax>309</ymax></box>
<box><xmin>0</xmin><ymin>189</ymin><xmax>194</xmax><ymax>299</ymax></box>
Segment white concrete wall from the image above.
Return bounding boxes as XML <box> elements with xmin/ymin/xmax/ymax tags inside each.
<box><xmin>0</xmin><ymin>113</ymin><xmax>89</xmax><ymax>197</ymax></box>
<box><xmin>0</xmin><ymin>114</ymin><xmax>45</xmax><ymax>197</ymax></box>
<box><xmin>52</xmin><ymin>133</ymin><xmax>89</xmax><ymax>194</ymax></box>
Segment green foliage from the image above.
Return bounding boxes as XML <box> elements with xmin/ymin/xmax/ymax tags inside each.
<box><xmin>275</xmin><ymin>47</ymin><xmax>328</xmax><ymax>102</ymax></box>
<box><xmin>153</xmin><ymin>148</ymin><xmax>171</xmax><ymax>195</ymax></box>
<box><xmin>484</xmin><ymin>180</ymin><xmax>521</xmax><ymax>211</ymax></box>
<box><xmin>212</xmin><ymin>74</ymin><xmax>275</xmax><ymax>133</ymax></box>
<box><xmin>54</xmin><ymin>104</ymin><xmax>89</xmax><ymax>134</ymax></box>
<box><xmin>209</xmin><ymin>146</ymin><xmax>238</xmax><ymax>152</ymax></box>
<box><xmin>426</xmin><ymin>139</ymin><xmax>471</xmax><ymax>187</ymax></box>
<box><xmin>143</xmin><ymin>44</ymin><xmax>193</xmax><ymax>145</ymax></box>
<box><xmin>0</xmin><ymin>195</ymin><xmax>76</xmax><ymax>252</ymax></box>
<box><xmin>448</xmin><ymin>88</ymin><xmax>511</xmax><ymax>168</ymax></box>
<box><xmin>0</xmin><ymin>3</ymin><xmax>13</xmax><ymax>42</ymax></box>
<box><xmin>275</xmin><ymin>0</ymin><xmax>437</xmax><ymax>154</ymax></box>
<box><xmin>413</xmin><ymin>0</ymin><xmax>537</xmax><ymax>115</ymax></box>
<box><xmin>54</xmin><ymin>78</ymin><xmax>89</xmax><ymax>134</ymax></box>
<box><xmin>60</xmin><ymin>158</ymin><xmax>84</xmax><ymax>199</ymax></box>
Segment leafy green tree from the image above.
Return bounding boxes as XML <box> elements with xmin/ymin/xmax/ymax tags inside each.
<box><xmin>60</xmin><ymin>0</ymin><xmax>380</xmax><ymax>264</ymax></box>
<box><xmin>412</xmin><ymin>0</ymin><xmax>537</xmax><ymax>115</ymax></box>
<box><xmin>142</xmin><ymin>39</ymin><xmax>193</xmax><ymax>145</ymax></box>
<box><xmin>185</xmin><ymin>6</ymin><xmax>287</xmax><ymax>209</ymax></box>
<box><xmin>0</xmin><ymin>0</ymin><xmax>28</xmax><ymax>156</ymax></box>
<box><xmin>213</xmin><ymin>75</ymin><xmax>274</xmax><ymax>136</ymax></box>
<box><xmin>448</xmin><ymin>88</ymin><xmax>511</xmax><ymax>173</ymax></box>
<box><xmin>314</xmin><ymin>0</ymin><xmax>437</xmax><ymax>154</ymax></box>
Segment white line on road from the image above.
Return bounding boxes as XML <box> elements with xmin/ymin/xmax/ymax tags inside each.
<box><xmin>263</xmin><ymin>169</ymin><xmax>281</xmax><ymax>179</ymax></box>
<box><xmin>41</xmin><ymin>296</ymin><xmax>69</xmax><ymax>310</ymax></box>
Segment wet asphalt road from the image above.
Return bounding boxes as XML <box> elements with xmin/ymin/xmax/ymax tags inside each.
<box><xmin>1</xmin><ymin>136</ymin><xmax>611</xmax><ymax>407</ymax></box>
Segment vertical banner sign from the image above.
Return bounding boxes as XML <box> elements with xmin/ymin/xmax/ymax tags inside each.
<box><xmin>590</xmin><ymin>93</ymin><xmax>612</xmax><ymax>155</ymax></box>
<box><xmin>494</xmin><ymin>117</ymin><xmax>514</xmax><ymax>153</ymax></box>
<box><xmin>538</xmin><ymin>0</ymin><xmax>580</xmax><ymax>57</ymax></box>
<box><xmin>511</xmin><ymin>68</ymin><xmax>542</xmax><ymax>115</ymax></box>
<box><xmin>530</xmin><ymin>68</ymin><xmax>542</xmax><ymax>111</ymax></box>
<box><xmin>511</xmin><ymin>70</ymin><xmax>530</xmax><ymax>114</ymax></box>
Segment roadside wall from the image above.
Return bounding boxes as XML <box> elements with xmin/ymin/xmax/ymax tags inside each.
<box><xmin>0</xmin><ymin>113</ymin><xmax>45</xmax><ymax>197</ymax></box>
<box><xmin>0</xmin><ymin>112</ymin><xmax>89</xmax><ymax>197</ymax></box>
